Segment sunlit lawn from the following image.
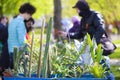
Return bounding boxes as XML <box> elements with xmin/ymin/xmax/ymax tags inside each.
<box><xmin>109</xmin><ymin>40</ymin><xmax>120</xmax><ymax>58</ymax></box>
<box><xmin>110</xmin><ymin>40</ymin><xmax>120</xmax><ymax>80</ymax></box>
<box><xmin>111</xmin><ymin>66</ymin><xmax>120</xmax><ymax>80</ymax></box>
<box><xmin>109</xmin><ymin>47</ymin><xmax>120</xmax><ymax>59</ymax></box>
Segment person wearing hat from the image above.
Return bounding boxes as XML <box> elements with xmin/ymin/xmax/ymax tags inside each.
<box><xmin>59</xmin><ymin>0</ymin><xmax>115</xmax><ymax>80</ymax></box>
<box><xmin>60</xmin><ymin>0</ymin><xmax>105</xmax><ymax>44</ymax></box>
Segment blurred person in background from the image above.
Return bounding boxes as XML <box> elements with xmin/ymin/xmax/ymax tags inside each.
<box><xmin>24</xmin><ymin>17</ymin><xmax>34</xmax><ymax>44</ymax></box>
<box><xmin>61</xmin><ymin>18</ymin><xmax>73</xmax><ymax>33</ymax></box>
<box><xmin>68</xmin><ymin>16</ymin><xmax>80</xmax><ymax>33</ymax></box>
<box><xmin>0</xmin><ymin>16</ymin><xmax>9</xmax><ymax>76</ymax></box>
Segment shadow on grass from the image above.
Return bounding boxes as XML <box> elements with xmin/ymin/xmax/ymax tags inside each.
<box><xmin>115</xmin><ymin>77</ymin><xmax>120</xmax><ymax>80</ymax></box>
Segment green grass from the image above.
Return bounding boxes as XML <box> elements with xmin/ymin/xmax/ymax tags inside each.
<box><xmin>109</xmin><ymin>40</ymin><xmax>120</xmax><ymax>59</ymax></box>
<box><xmin>109</xmin><ymin>47</ymin><xmax>120</xmax><ymax>59</ymax></box>
<box><xmin>110</xmin><ymin>39</ymin><xmax>120</xmax><ymax>80</ymax></box>
<box><xmin>113</xmin><ymin>40</ymin><xmax>120</xmax><ymax>44</ymax></box>
<box><xmin>111</xmin><ymin>66</ymin><xmax>120</xmax><ymax>80</ymax></box>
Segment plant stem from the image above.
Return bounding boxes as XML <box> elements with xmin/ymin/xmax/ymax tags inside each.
<box><xmin>28</xmin><ymin>32</ymin><xmax>34</xmax><ymax>77</ymax></box>
<box><xmin>37</xmin><ymin>18</ymin><xmax>45</xmax><ymax>78</ymax></box>
<box><xmin>42</xmin><ymin>17</ymin><xmax>53</xmax><ymax>78</ymax></box>
<box><xmin>13</xmin><ymin>47</ymin><xmax>18</xmax><ymax>76</ymax></box>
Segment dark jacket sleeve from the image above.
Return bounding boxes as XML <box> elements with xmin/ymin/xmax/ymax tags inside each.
<box><xmin>68</xmin><ymin>22</ymin><xmax>80</xmax><ymax>33</ymax></box>
<box><xmin>0</xmin><ymin>24</ymin><xmax>8</xmax><ymax>43</ymax></box>
<box><xmin>0</xmin><ymin>24</ymin><xmax>4</xmax><ymax>41</ymax></box>
<box><xmin>93</xmin><ymin>13</ymin><xmax>105</xmax><ymax>43</ymax></box>
<box><xmin>68</xmin><ymin>19</ymin><xmax>85</xmax><ymax>39</ymax></box>
<box><xmin>67</xmin><ymin>29</ymin><xmax>85</xmax><ymax>39</ymax></box>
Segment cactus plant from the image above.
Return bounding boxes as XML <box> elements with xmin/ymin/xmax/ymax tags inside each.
<box><xmin>42</xmin><ymin>17</ymin><xmax>53</xmax><ymax>78</ymax></box>
<box><xmin>37</xmin><ymin>18</ymin><xmax>45</xmax><ymax>77</ymax></box>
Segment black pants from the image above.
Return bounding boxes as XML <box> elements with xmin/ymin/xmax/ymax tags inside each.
<box><xmin>0</xmin><ymin>43</ymin><xmax>10</xmax><ymax>69</ymax></box>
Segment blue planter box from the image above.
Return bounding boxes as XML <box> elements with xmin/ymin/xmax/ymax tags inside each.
<box><xmin>4</xmin><ymin>77</ymin><xmax>51</xmax><ymax>80</ymax></box>
<box><xmin>4</xmin><ymin>77</ymin><xmax>107</xmax><ymax>80</ymax></box>
<box><xmin>3</xmin><ymin>74</ymin><xmax>107</xmax><ymax>80</ymax></box>
<box><xmin>52</xmin><ymin>78</ymin><xmax>106</xmax><ymax>80</ymax></box>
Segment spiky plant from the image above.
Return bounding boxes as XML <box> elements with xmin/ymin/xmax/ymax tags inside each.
<box><xmin>37</xmin><ymin>18</ymin><xmax>45</xmax><ymax>78</ymax></box>
<box><xmin>50</xmin><ymin>40</ymin><xmax>87</xmax><ymax>78</ymax></box>
<box><xmin>28</xmin><ymin>32</ymin><xmax>34</xmax><ymax>77</ymax></box>
<box><xmin>86</xmin><ymin>33</ymin><xmax>106</xmax><ymax>78</ymax></box>
<box><xmin>13</xmin><ymin>47</ymin><xmax>19</xmax><ymax>76</ymax></box>
<box><xmin>89</xmin><ymin>62</ymin><xmax>106</xmax><ymax>78</ymax></box>
<box><xmin>42</xmin><ymin>17</ymin><xmax>53</xmax><ymax>78</ymax></box>
<box><xmin>13</xmin><ymin>45</ymin><xmax>28</xmax><ymax>76</ymax></box>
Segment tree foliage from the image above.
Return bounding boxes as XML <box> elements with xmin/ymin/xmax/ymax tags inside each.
<box><xmin>0</xmin><ymin>0</ymin><xmax>53</xmax><ymax>19</ymax></box>
<box><xmin>87</xmin><ymin>0</ymin><xmax>120</xmax><ymax>23</ymax></box>
<box><xmin>1</xmin><ymin>0</ymin><xmax>120</xmax><ymax>33</ymax></box>
<box><xmin>61</xmin><ymin>0</ymin><xmax>77</xmax><ymax>18</ymax></box>
<box><xmin>0</xmin><ymin>0</ymin><xmax>22</xmax><ymax>16</ymax></box>
<box><xmin>1</xmin><ymin>0</ymin><xmax>120</xmax><ymax>21</ymax></box>
<box><xmin>28</xmin><ymin>0</ymin><xmax>53</xmax><ymax>19</ymax></box>
<box><xmin>87</xmin><ymin>0</ymin><xmax>120</xmax><ymax>33</ymax></box>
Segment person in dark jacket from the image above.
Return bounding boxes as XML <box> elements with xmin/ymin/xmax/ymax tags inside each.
<box><xmin>59</xmin><ymin>1</ymin><xmax>105</xmax><ymax>44</ymax></box>
<box><xmin>0</xmin><ymin>16</ymin><xmax>8</xmax><ymax>44</ymax></box>
<box><xmin>0</xmin><ymin>16</ymin><xmax>9</xmax><ymax>76</ymax></box>
<box><xmin>59</xmin><ymin>0</ymin><xmax>116</xmax><ymax>53</ymax></box>
<box><xmin>70</xmin><ymin>1</ymin><xmax>105</xmax><ymax>44</ymax></box>
<box><xmin>59</xmin><ymin>0</ymin><xmax>115</xmax><ymax>80</ymax></box>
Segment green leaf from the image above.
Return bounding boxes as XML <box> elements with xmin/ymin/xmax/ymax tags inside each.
<box><xmin>96</xmin><ymin>44</ymin><xmax>103</xmax><ymax>63</ymax></box>
<box><xmin>42</xmin><ymin>17</ymin><xmax>53</xmax><ymax>78</ymax></box>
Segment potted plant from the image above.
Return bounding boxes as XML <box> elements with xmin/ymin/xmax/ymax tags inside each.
<box><xmin>4</xmin><ymin>18</ymin><xmax>107</xmax><ymax>80</ymax></box>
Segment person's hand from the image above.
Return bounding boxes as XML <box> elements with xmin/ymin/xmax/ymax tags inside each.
<box><xmin>55</xmin><ymin>29</ymin><xmax>68</xmax><ymax>38</ymax></box>
<box><xmin>57</xmin><ymin>31</ymin><xmax>67</xmax><ymax>38</ymax></box>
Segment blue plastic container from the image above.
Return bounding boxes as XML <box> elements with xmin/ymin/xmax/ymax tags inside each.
<box><xmin>4</xmin><ymin>74</ymin><xmax>107</xmax><ymax>80</ymax></box>
<box><xmin>4</xmin><ymin>77</ymin><xmax>107</xmax><ymax>80</ymax></box>
<box><xmin>4</xmin><ymin>77</ymin><xmax>51</xmax><ymax>80</ymax></box>
<box><xmin>18</xmin><ymin>74</ymin><xmax>62</xmax><ymax>78</ymax></box>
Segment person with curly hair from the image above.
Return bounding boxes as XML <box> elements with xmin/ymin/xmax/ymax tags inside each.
<box><xmin>8</xmin><ymin>3</ymin><xmax>36</xmax><ymax>70</ymax></box>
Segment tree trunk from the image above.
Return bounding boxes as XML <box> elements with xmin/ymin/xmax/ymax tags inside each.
<box><xmin>53</xmin><ymin>0</ymin><xmax>62</xmax><ymax>40</ymax></box>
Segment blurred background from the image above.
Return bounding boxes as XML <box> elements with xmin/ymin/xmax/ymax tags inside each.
<box><xmin>0</xmin><ymin>0</ymin><xmax>120</xmax><ymax>79</ymax></box>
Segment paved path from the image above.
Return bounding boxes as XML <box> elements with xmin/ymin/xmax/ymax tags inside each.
<box><xmin>110</xmin><ymin>34</ymin><xmax>120</xmax><ymax>41</ymax></box>
<box><xmin>110</xmin><ymin>35</ymin><xmax>120</xmax><ymax>66</ymax></box>
<box><xmin>110</xmin><ymin>59</ymin><xmax>120</xmax><ymax>66</ymax></box>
